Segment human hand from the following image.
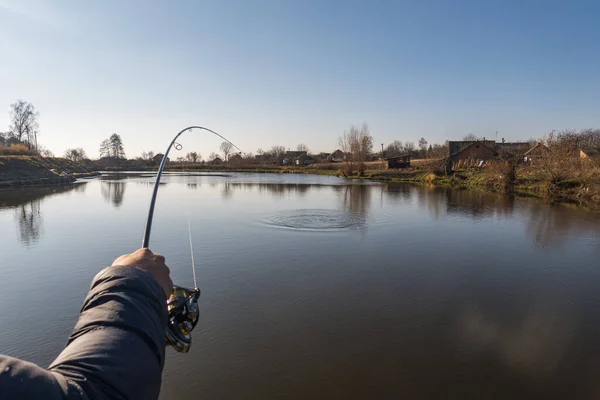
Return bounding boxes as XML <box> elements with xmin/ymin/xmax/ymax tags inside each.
<box><xmin>112</xmin><ymin>248</ymin><xmax>173</xmax><ymax>298</ymax></box>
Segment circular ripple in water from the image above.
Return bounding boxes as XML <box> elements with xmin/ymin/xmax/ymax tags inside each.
<box><xmin>266</xmin><ymin>209</ymin><xmax>365</xmax><ymax>231</ymax></box>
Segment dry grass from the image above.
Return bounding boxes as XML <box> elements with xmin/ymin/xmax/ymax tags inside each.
<box><xmin>0</xmin><ymin>144</ymin><xmax>37</xmax><ymax>156</ymax></box>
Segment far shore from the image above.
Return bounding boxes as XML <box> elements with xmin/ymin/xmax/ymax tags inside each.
<box><xmin>2</xmin><ymin>156</ymin><xmax>598</xmax><ymax>210</ymax></box>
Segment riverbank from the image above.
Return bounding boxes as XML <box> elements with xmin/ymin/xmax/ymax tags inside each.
<box><xmin>365</xmin><ymin>167</ymin><xmax>600</xmax><ymax>210</ymax></box>
<box><xmin>4</xmin><ymin>156</ymin><xmax>598</xmax><ymax>209</ymax></box>
<box><xmin>0</xmin><ymin>156</ymin><xmax>99</xmax><ymax>188</ymax></box>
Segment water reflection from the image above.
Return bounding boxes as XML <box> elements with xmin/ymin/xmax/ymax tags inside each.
<box><xmin>0</xmin><ymin>183</ymin><xmax>87</xmax><ymax>246</ymax></box>
<box><xmin>101</xmin><ymin>182</ymin><xmax>127</xmax><ymax>208</ymax></box>
<box><xmin>217</xmin><ymin>182</ymin><xmax>313</xmax><ymax>198</ymax></box>
<box><xmin>339</xmin><ymin>184</ymin><xmax>371</xmax><ymax>220</ymax></box>
<box><xmin>524</xmin><ymin>202</ymin><xmax>600</xmax><ymax>248</ymax></box>
<box><xmin>14</xmin><ymin>200</ymin><xmax>43</xmax><ymax>246</ymax></box>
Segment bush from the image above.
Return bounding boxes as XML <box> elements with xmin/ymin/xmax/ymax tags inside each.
<box><xmin>0</xmin><ymin>144</ymin><xmax>38</xmax><ymax>156</ymax></box>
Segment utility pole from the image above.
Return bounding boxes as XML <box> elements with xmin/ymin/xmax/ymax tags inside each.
<box><xmin>381</xmin><ymin>143</ymin><xmax>384</xmax><ymax>158</ymax></box>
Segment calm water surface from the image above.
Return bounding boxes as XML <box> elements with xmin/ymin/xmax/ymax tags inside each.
<box><xmin>1</xmin><ymin>173</ymin><xmax>600</xmax><ymax>399</ymax></box>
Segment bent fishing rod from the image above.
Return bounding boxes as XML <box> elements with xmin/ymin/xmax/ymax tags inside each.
<box><xmin>142</xmin><ymin>125</ymin><xmax>242</xmax><ymax>353</ymax></box>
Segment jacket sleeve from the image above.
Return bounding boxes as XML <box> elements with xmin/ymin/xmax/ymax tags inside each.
<box><xmin>0</xmin><ymin>265</ymin><xmax>168</xmax><ymax>400</ymax></box>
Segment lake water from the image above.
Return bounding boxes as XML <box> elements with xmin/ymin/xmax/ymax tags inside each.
<box><xmin>1</xmin><ymin>173</ymin><xmax>600</xmax><ymax>399</ymax></box>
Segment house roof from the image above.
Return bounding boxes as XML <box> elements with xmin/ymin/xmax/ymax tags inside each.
<box><xmin>581</xmin><ymin>148</ymin><xmax>600</xmax><ymax>159</ymax></box>
<box><xmin>524</xmin><ymin>142</ymin><xmax>548</xmax><ymax>156</ymax></box>
<box><xmin>496</xmin><ymin>142</ymin><xmax>531</xmax><ymax>154</ymax></box>
<box><xmin>284</xmin><ymin>151</ymin><xmax>307</xmax><ymax>158</ymax></box>
<box><xmin>330</xmin><ymin>149</ymin><xmax>344</xmax><ymax>156</ymax></box>
<box><xmin>386</xmin><ymin>154</ymin><xmax>411</xmax><ymax>160</ymax></box>
<box><xmin>448</xmin><ymin>141</ymin><xmax>496</xmax><ymax>157</ymax></box>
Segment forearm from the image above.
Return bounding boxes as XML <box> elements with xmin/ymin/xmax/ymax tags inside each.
<box><xmin>48</xmin><ymin>265</ymin><xmax>168</xmax><ymax>399</ymax></box>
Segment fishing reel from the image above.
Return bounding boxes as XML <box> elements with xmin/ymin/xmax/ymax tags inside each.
<box><xmin>166</xmin><ymin>285</ymin><xmax>201</xmax><ymax>353</ymax></box>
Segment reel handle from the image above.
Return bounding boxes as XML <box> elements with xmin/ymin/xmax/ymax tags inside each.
<box><xmin>165</xmin><ymin>285</ymin><xmax>201</xmax><ymax>353</ymax></box>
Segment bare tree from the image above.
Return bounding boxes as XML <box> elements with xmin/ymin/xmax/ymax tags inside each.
<box><xmin>99</xmin><ymin>134</ymin><xmax>125</xmax><ymax>159</ymax></box>
<box><xmin>297</xmin><ymin>144</ymin><xmax>309</xmax><ymax>153</ymax></box>
<box><xmin>220</xmin><ymin>141</ymin><xmax>233</xmax><ymax>161</ymax></box>
<box><xmin>10</xmin><ymin>100</ymin><xmax>39</xmax><ymax>150</ymax></box>
<box><xmin>186</xmin><ymin>151</ymin><xmax>199</xmax><ymax>163</ymax></box>
<box><xmin>271</xmin><ymin>145</ymin><xmax>286</xmax><ymax>163</ymax></box>
<box><xmin>338</xmin><ymin>124</ymin><xmax>373</xmax><ymax>175</ymax></box>
<box><xmin>463</xmin><ymin>133</ymin><xmax>479</xmax><ymax>141</ymax></box>
<box><xmin>385</xmin><ymin>141</ymin><xmax>403</xmax><ymax>157</ymax></box>
<box><xmin>99</xmin><ymin>139</ymin><xmax>110</xmax><ymax>157</ymax></box>
<box><xmin>209</xmin><ymin>152</ymin><xmax>219</xmax><ymax>161</ymax></box>
<box><xmin>64</xmin><ymin>148</ymin><xmax>87</xmax><ymax>162</ymax></box>
<box><xmin>256</xmin><ymin>148</ymin><xmax>264</xmax><ymax>155</ymax></box>
<box><xmin>403</xmin><ymin>141</ymin><xmax>416</xmax><ymax>154</ymax></box>
<box><xmin>429</xmin><ymin>142</ymin><xmax>449</xmax><ymax>159</ymax></box>
<box><xmin>141</xmin><ymin>151</ymin><xmax>155</xmax><ymax>160</ymax></box>
<box><xmin>37</xmin><ymin>145</ymin><xmax>54</xmax><ymax>157</ymax></box>
<box><xmin>418</xmin><ymin>137</ymin><xmax>428</xmax><ymax>158</ymax></box>
<box><xmin>109</xmin><ymin>133</ymin><xmax>125</xmax><ymax>159</ymax></box>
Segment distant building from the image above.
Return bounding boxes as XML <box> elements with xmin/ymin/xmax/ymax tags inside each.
<box><xmin>386</xmin><ymin>154</ymin><xmax>411</xmax><ymax>169</ymax></box>
<box><xmin>282</xmin><ymin>151</ymin><xmax>307</xmax><ymax>165</ymax></box>
<box><xmin>495</xmin><ymin>142</ymin><xmax>531</xmax><ymax>155</ymax></box>
<box><xmin>228</xmin><ymin>154</ymin><xmax>243</xmax><ymax>165</ymax></box>
<box><xmin>523</xmin><ymin>143</ymin><xmax>548</xmax><ymax>163</ymax></box>
<box><xmin>327</xmin><ymin>149</ymin><xmax>345</xmax><ymax>162</ymax></box>
<box><xmin>211</xmin><ymin>156</ymin><xmax>223</xmax><ymax>165</ymax></box>
<box><xmin>448</xmin><ymin>141</ymin><xmax>498</xmax><ymax>164</ymax></box>
<box><xmin>153</xmin><ymin>153</ymin><xmax>170</xmax><ymax>163</ymax></box>
<box><xmin>295</xmin><ymin>154</ymin><xmax>315</xmax><ymax>166</ymax></box>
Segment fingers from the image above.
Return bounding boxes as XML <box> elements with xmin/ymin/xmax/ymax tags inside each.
<box><xmin>153</xmin><ymin>253</ymin><xmax>166</xmax><ymax>264</ymax></box>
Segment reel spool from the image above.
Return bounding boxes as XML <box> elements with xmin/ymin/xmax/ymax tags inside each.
<box><xmin>165</xmin><ymin>285</ymin><xmax>201</xmax><ymax>353</ymax></box>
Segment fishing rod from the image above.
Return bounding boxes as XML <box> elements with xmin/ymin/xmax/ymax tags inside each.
<box><xmin>143</xmin><ymin>125</ymin><xmax>242</xmax><ymax>353</ymax></box>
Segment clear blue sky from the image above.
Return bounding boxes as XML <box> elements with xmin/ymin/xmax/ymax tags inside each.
<box><xmin>1</xmin><ymin>0</ymin><xmax>599</xmax><ymax>158</ymax></box>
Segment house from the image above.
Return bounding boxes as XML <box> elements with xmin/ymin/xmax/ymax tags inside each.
<box><xmin>228</xmin><ymin>154</ymin><xmax>243</xmax><ymax>165</ymax></box>
<box><xmin>523</xmin><ymin>142</ymin><xmax>548</xmax><ymax>163</ymax></box>
<box><xmin>448</xmin><ymin>141</ymin><xmax>498</xmax><ymax>164</ymax></box>
<box><xmin>211</xmin><ymin>156</ymin><xmax>223</xmax><ymax>165</ymax></box>
<box><xmin>328</xmin><ymin>149</ymin><xmax>345</xmax><ymax>162</ymax></box>
<box><xmin>295</xmin><ymin>154</ymin><xmax>315</xmax><ymax>166</ymax></box>
<box><xmin>386</xmin><ymin>154</ymin><xmax>411</xmax><ymax>169</ymax></box>
<box><xmin>153</xmin><ymin>153</ymin><xmax>170</xmax><ymax>163</ymax></box>
<box><xmin>495</xmin><ymin>142</ymin><xmax>531</xmax><ymax>155</ymax></box>
<box><xmin>580</xmin><ymin>148</ymin><xmax>600</xmax><ymax>162</ymax></box>
<box><xmin>282</xmin><ymin>151</ymin><xmax>306</xmax><ymax>165</ymax></box>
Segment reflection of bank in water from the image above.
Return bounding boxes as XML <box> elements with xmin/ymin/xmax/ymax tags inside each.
<box><xmin>1</xmin><ymin>183</ymin><xmax>88</xmax><ymax>246</ymax></box>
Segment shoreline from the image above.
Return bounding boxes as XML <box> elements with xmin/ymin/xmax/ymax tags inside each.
<box><xmin>2</xmin><ymin>157</ymin><xmax>597</xmax><ymax>210</ymax></box>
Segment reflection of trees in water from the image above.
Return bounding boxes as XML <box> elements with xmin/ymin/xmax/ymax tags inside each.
<box><xmin>524</xmin><ymin>202</ymin><xmax>600</xmax><ymax>248</ymax></box>
<box><xmin>2</xmin><ymin>184</ymin><xmax>88</xmax><ymax>247</ymax></box>
<box><xmin>218</xmin><ymin>183</ymin><xmax>313</xmax><ymax>198</ymax></box>
<box><xmin>72</xmin><ymin>182</ymin><xmax>88</xmax><ymax>193</ymax></box>
<box><xmin>101</xmin><ymin>181</ymin><xmax>127</xmax><ymax>208</ymax></box>
<box><xmin>14</xmin><ymin>200</ymin><xmax>43</xmax><ymax>246</ymax></box>
<box><xmin>384</xmin><ymin>184</ymin><xmax>412</xmax><ymax>201</ymax></box>
<box><xmin>341</xmin><ymin>184</ymin><xmax>371</xmax><ymax>219</ymax></box>
<box><xmin>444</xmin><ymin>189</ymin><xmax>515</xmax><ymax>219</ymax></box>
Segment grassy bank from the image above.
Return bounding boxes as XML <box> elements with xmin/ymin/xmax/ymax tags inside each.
<box><xmin>365</xmin><ymin>166</ymin><xmax>600</xmax><ymax>210</ymax></box>
<box><xmin>0</xmin><ymin>156</ymin><xmax>98</xmax><ymax>187</ymax></box>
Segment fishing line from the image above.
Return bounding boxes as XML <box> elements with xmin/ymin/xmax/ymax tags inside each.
<box><xmin>187</xmin><ymin>220</ymin><xmax>198</xmax><ymax>289</ymax></box>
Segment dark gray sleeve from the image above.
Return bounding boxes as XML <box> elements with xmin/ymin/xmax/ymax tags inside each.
<box><xmin>0</xmin><ymin>265</ymin><xmax>168</xmax><ymax>400</ymax></box>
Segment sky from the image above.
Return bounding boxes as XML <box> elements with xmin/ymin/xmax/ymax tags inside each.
<box><xmin>0</xmin><ymin>0</ymin><xmax>599</xmax><ymax>159</ymax></box>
